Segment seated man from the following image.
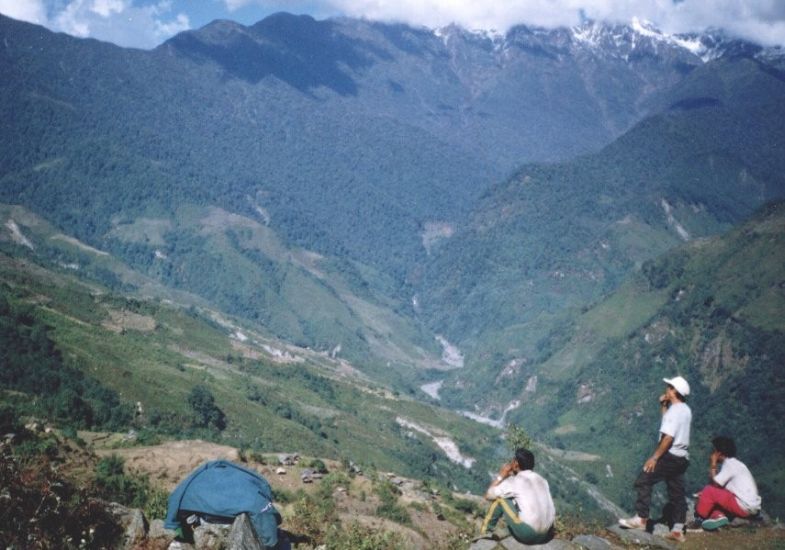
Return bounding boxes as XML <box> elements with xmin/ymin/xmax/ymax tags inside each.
<box><xmin>479</xmin><ymin>448</ymin><xmax>556</xmax><ymax>544</ymax></box>
<box><xmin>693</xmin><ymin>436</ymin><xmax>761</xmax><ymax>531</ymax></box>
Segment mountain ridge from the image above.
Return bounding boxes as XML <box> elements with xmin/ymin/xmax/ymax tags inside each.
<box><xmin>419</xmin><ymin>52</ymin><xmax>785</xmax><ymax>387</ymax></box>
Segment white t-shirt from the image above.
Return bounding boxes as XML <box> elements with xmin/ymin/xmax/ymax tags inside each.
<box><xmin>659</xmin><ymin>402</ymin><xmax>691</xmax><ymax>458</ymax></box>
<box><xmin>714</xmin><ymin>457</ymin><xmax>762</xmax><ymax>513</ymax></box>
<box><xmin>488</xmin><ymin>470</ymin><xmax>555</xmax><ymax>533</ymax></box>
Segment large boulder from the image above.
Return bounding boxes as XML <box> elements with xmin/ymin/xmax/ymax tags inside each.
<box><xmin>571</xmin><ymin>534</ymin><xmax>619</xmax><ymax>549</ymax></box>
<box><xmin>104</xmin><ymin>502</ymin><xmax>148</xmax><ymax>550</ymax></box>
<box><xmin>148</xmin><ymin>519</ymin><xmax>178</xmax><ymax>545</ymax></box>
<box><xmin>193</xmin><ymin>522</ymin><xmax>230</xmax><ymax>549</ymax></box>
<box><xmin>167</xmin><ymin>514</ymin><xmax>268</xmax><ymax>550</ymax></box>
<box><xmin>469</xmin><ymin>535</ymin><xmax>583</xmax><ymax>550</ymax></box>
<box><xmin>227</xmin><ymin>513</ymin><xmax>266</xmax><ymax>550</ymax></box>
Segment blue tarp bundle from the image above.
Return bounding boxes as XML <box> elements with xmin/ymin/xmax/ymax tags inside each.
<box><xmin>164</xmin><ymin>460</ymin><xmax>281</xmax><ymax>548</ymax></box>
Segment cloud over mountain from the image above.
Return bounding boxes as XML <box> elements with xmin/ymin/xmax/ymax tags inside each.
<box><xmin>3</xmin><ymin>0</ymin><xmax>785</xmax><ymax>49</ymax></box>
<box><xmin>230</xmin><ymin>0</ymin><xmax>785</xmax><ymax>46</ymax></box>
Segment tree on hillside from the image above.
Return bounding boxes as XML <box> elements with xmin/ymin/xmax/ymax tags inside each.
<box><xmin>505</xmin><ymin>423</ymin><xmax>533</xmax><ymax>453</ymax></box>
<box><xmin>187</xmin><ymin>385</ymin><xmax>227</xmax><ymax>431</ymax></box>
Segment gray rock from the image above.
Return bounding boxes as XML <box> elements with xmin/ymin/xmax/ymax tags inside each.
<box><xmin>106</xmin><ymin>502</ymin><xmax>148</xmax><ymax>550</ymax></box>
<box><xmin>756</xmin><ymin>510</ymin><xmax>772</xmax><ymax>526</ymax></box>
<box><xmin>148</xmin><ymin>519</ymin><xmax>178</xmax><ymax>542</ymax></box>
<box><xmin>606</xmin><ymin>525</ymin><xmax>675</xmax><ymax>549</ymax></box>
<box><xmin>651</xmin><ymin>523</ymin><xmax>671</xmax><ymax>537</ymax></box>
<box><xmin>277</xmin><ymin>453</ymin><xmax>299</xmax><ymax>466</ymax></box>
<box><xmin>572</xmin><ymin>534</ymin><xmax>615</xmax><ymax>550</ymax></box>
<box><xmin>227</xmin><ymin>513</ymin><xmax>265</xmax><ymax>550</ymax></box>
<box><xmin>168</xmin><ymin>542</ymin><xmax>195</xmax><ymax>550</ymax></box>
<box><xmin>501</xmin><ymin>538</ymin><xmax>580</xmax><ymax>549</ymax></box>
<box><xmin>469</xmin><ymin>537</ymin><xmax>501</xmax><ymax>550</ymax></box>
<box><xmin>500</xmin><ymin>537</ymin><xmax>531</xmax><ymax>550</ymax></box>
<box><xmin>729</xmin><ymin>511</ymin><xmax>771</xmax><ymax>528</ymax></box>
<box><xmin>686</xmin><ymin>497</ymin><xmax>696</xmax><ymax>520</ymax></box>
<box><xmin>193</xmin><ymin>522</ymin><xmax>230</xmax><ymax>549</ymax></box>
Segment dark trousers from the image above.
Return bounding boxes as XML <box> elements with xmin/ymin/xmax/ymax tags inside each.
<box><xmin>633</xmin><ymin>453</ymin><xmax>689</xmax><ymax>526</ymax></box>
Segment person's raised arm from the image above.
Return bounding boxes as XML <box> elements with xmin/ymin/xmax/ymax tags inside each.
<box><xmin>485</xmin><ymin>461</ymin><xmax>516</xmax><ymax>500</ymax></box>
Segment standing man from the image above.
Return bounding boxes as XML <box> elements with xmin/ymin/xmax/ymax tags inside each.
<box><xmin>478</xmin><ymin>448</ymin><xmax>555</xmax><ymax>544</ymax></box>
<box><xmin>619</xmin><ymin>376</ymin><xmax>692</xmax><ymax>543</ymax></box>
<box><xmin>692</xmin><ymin>435</ymin><xmax>761</xmax><ymax>530</ymax></box>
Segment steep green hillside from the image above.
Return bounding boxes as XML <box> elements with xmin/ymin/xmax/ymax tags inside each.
<box><xmin>0</xmin><ymin>14</ymin><xmax>498</xmax><ymax>274</ymax></box>
<box><xmin>0</xmin><ymin>203</ymin><xmax>444</xmax><ymax>382</ymax></box>
<box><xmin>499</xmin><ymin>202</ymin><xmax>785</xmax><ymax>517</ymax></box>
<box><xmin>0</xmin><ymin>210</ymin><xmax>632</xmax><ymax>521</ymax></box>
<box><xmin>421</xmin><ymin>55</ymin><xmax>785</xmax><ymax>398</ymax></box>
<box><xmin>0</xmin><ymin>220</ymin><xmax>497</xmax><ymax>493</ymax></box>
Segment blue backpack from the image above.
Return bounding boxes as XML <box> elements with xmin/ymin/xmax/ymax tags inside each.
<box><xmin>164</xmin><ymin>460</ymin><xmax>281</xmax><ymax>548</ymax></box>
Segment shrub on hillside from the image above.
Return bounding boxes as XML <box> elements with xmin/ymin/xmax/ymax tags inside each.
<box><xmin>505</xmin><ymin>423</ymin><xmax>532</xmax><ymax>452</ymax></box>
<box><xmin>307</xmin><ymin>458</ymin><xmax>328</xmax><ymax>474</ymax></box>
<box><xmin>187</xmin><ymin>385</ymin><xmax>226</xmax><ymax>431</ymax></box>
<box><xmin>94</xmin><ymin>454</ymin><xmax>168</xmax><ymax>518</ymax></box>
<box><xmin>374</xmin><ymin>480</ymin><xmax>411</xmax><ymax>526</ymax></box>
<box><xmin>0</xmin><ymin>440</ymin><xmax>123</xmax><ymax>548</ymax></box>
<box><xmin>324</xmin><ymin>521</ymin><xmax>404</xmax><ymax>550</ymax></box>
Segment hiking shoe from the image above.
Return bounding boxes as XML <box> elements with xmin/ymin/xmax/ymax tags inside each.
<box><xmin>702</xmin><ymin>515</ymin><xmax>729</xmax><ymax>531</ymax></box>
<box><xmin>618</xmin><ymin>516</ymin><xmax>647</xmax><ymax>530</ymax></box>
<box><xmin>685</xmin><ymin>519</ymin><xmax>704</xmax><ymax>532</ymax></box>
<box><xmin>665</xmin><ymin>530</ymin><xmax>686</xmax><ymax>543</ymax></box>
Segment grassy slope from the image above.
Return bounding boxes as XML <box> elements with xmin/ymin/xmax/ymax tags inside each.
<box><xmin>504</xmin><ymin>202</ymin><xmax>785</xmax><ymax>518</ymax></box>
<box><xmin>0</xmin><ymin>207</ymin><xmax>644</xmax><ymax>520</ymax></box>
<box><xmin>0</xmin><ymin>202</ymin><xmax>442</xmax><ymax>387</ymax></box>
<box><xmin>0</xmin><ymin>205</ymin><xmax>501</xmax><ymax>493</ymax></box>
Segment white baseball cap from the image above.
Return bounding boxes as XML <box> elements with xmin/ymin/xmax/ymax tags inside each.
<box><xmin>663</xmin><ymin>376</ymin><xmax>690</xmax><ymax>397</ymax></box>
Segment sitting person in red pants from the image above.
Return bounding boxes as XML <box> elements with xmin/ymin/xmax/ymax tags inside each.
<box><xmin>693</xmin><ymin>436</ymin><xmax>761</xmax><ymax>530</ymax></box>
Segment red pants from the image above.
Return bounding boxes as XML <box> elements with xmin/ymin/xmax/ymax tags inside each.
<box><xmin>696</xmin><ymin>484</ymin><xmax>749</xmax><ymax>519</ymax></box>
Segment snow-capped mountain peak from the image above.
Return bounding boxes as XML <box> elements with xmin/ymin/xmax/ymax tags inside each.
<box><xmin>431</xmin><ymin>18</ymin><xmax>776</xmax><ymax>67</ymax></box>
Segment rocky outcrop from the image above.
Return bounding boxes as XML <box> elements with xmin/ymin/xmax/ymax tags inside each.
<box><xmin>104</xmin><ymin>502</ymin><xmax>148</xmax><ymax>550</ymax></box>
<box><xmin>84</xmin><ymin>502</ymin><xmax>271</xmax><ymax>550</ymax></box>
<box><xmin>468</xmin><ymin>523</ymin><xmax>681</xmax><ymax>550</ymax></box>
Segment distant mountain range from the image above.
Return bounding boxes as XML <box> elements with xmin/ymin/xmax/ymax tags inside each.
<box><xmin>2</xmin><ymin>12</ymin><xmax>783</xmax><ymax>367</ymax></box>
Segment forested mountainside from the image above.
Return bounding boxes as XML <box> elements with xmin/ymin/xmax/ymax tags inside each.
<box><xmin>0</xmin><ymin>12</ymin><xmax>770</xmax><ymax>335</ymax></box>
<box><xmin>0</xmin><ymin>222</ymin><xmax>497</xmax><ymax>493</ymax></box>
<box><xmin>450</xmin><ymin>201</ymin><xmax>785</xmax><ymax>517</ymax></box>
<box><xmin>422</xmin><ymin>53</ymin><xmax>785</xmax><ymax>398</ymax></box>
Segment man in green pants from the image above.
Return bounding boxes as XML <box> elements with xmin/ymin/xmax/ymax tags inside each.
<box><xmin>478</xmin><ymin>448</ymin><xmax>556</xmax><ymax>544</ymax></box>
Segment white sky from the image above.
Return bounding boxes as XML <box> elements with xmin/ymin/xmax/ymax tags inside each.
<box><xmin>1</xmin><ymin>0</ymin><xmax>784</xmax><ymax>49</ymax></box>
